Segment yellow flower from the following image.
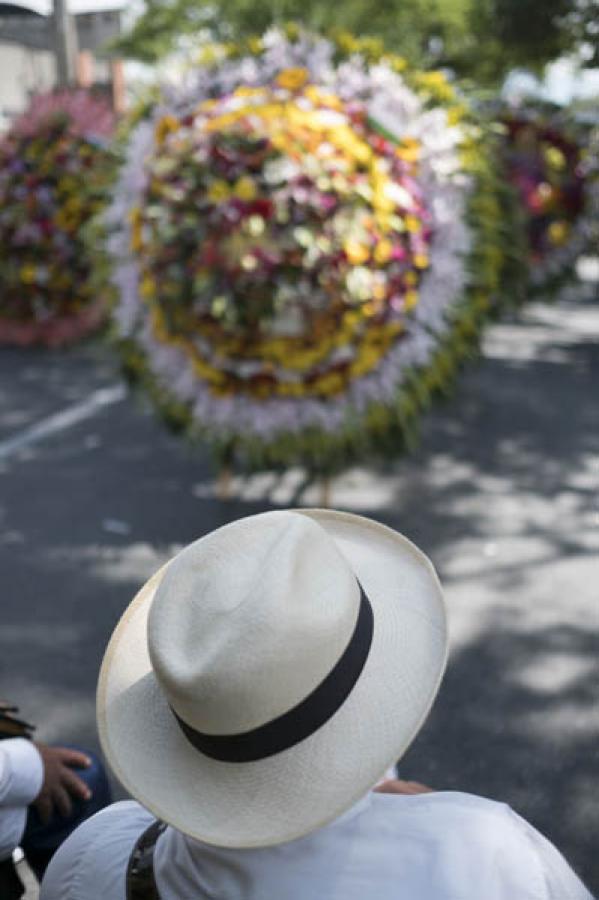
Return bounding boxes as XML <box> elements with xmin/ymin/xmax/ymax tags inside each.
<box><xmin>405</xmin><ymin>215</ymin><xmax>422</xmax><ymax>234</ymax></box>
<box><xmin>372</xmin><ymin>281</ymin><xmax>387</xmax><ymax>301</ymax></box>
<box><xmin>284</xmin><ymin>21</ymin><xmax>300</xmax><ymax>41</ymax></box>
<box><xmin>372</xmin><ymin>186</ymin><xmax>395</xmax><ymax>214</ymax></box>
<box><xmin>544</xmin><ymin>145</ymin><xmax>566</xmax><ymax>171</ymax></box>
<box><xmin>20</xmin><ymin>264</ymin><xmax>37</xmax><ymax>284</ymax></box>
<box><xmin>335</xmin><ymin>32</ymin><xmax>359</xmax><ymax>54</ymax></box>
<box><xmin>313</xmin><ymin>371</ymin><xmax>345</xmax><ymax>397</ymax></box>
<box><xmin>247</xmin><ymin>36</ymin><xmax>263</xmax><ymax>54</ymax></box>
<box><xmin>351</xmin><ymin>348</ymin><xmax>379</xmax><ymax>378</ymax></box>
<box><xmin>421</xmin><ymin>70</ymin><xmax>448</xmax><ymax>87</ymax></box>
<box><xmin>414</xmin><ymin>253</ymin><xmax>429</xmax><ymax>269</ymax></box>
<box><xmin>155</xmin><ymin>115</ymin><xmax>179</xmax><ymax>145</ymax></box>
<box><xmin>416</xmin><ymin>70</ymin><xmax>456</xmax><ymax>103</ymax></box>
<box><xmin>140</xmin><ymin>275</ymin><xmax>156</xmax><ymax>299</ymax></box>
<box><xmin>374</xmin><ymin>239</ymin><xmax>393</xmax><ymax>264</ymax></box>
<box><xmin>232</xmin><ymin>85</ymin><xmax>266</xmax><ymax>100</ymax></box>
<box><xmin>404</xmin><ymin>290</ymin><xmax>419</xmax><ymax>310</ymax></box>
<box><xmin>548</xmin><ymin>220</ymin><xmax>569</xmax><ymax>246</ymax></box>
<box><xmin>375</xmin><ymin>211</ymin><xmax>392</xmax><ymax>232</ymax></box>
<box><xmin>447</xmin><ymin>104</ymin><xmax>467</xmax><ymax>127</ymax></box>
<box><xmin>196</xmin><ymin>42</ymin><xmax>232</xmax><ymax>66</ymax></box>
<box><xmin>276</xmin><ymin>68</ymin><xmax>309</xmax><ymax>91</ymax></box>
<box><xmin>193</xmin><ymin>355</ymin><xmax>224</xmax><ymax>385</ymax></box>
<box><xmin>396</xmin><ymin>138</ymin><xmax>421</xmax><ymax>164</ymax></box>
<box><xmin>207</xmin><ymin>180</ymin><xmax>230</xmax><ymax>203</ymax></box>
<box><xmin>388</xmin><ymin>55</ymin><xmax>407</xmax><ymax>73</ymax></box>
<box><xmin>304</xmin><ymin>85</ymin><xmax>343</xmax><ymax>110</ymax></box>
<box><xmin>344</xmin><ymin>240</ymin><xmax>370</xmax><ymax>265</ymax></box>
<box><xmin>65</xmin><ymin>196</ymin><xmax>81</xmax><ymax>214</ymax></box>
<box><xmin>197</xmin><ymin>44</ymin><xmax>217</xmax><ymax>65</ymax></box>
<box><xmin>128</xmin><ymin>207</ymin><xmax>143</xmax><ymax>253</ymax></box>
<box><xmin>272</xmin><ymin>381</ymin><xmax>297</xmax><ymax>397</ymax></box>
<box><xmin>196</xmin><ymin>98</ymin><xmax>218</xmax><ymax>114</ymax></box>
<box><xmin>357</xmin><ymin>36</ymin><xmax>384</xmax><ymax>60</ymax></box>
<box><xmin>233</xmin><ymin>176</ymin><xmax>257</xmax><ymax>202</ymax></box>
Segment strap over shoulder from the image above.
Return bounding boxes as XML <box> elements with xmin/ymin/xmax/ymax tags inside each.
<box><xmin>126</xmin><ymin>820</ymin><xmax>166</xmax><ymax>900</ymax></box>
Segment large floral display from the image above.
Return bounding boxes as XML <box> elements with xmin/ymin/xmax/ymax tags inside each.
<box><xmin>105</xmin><ymin>29</ymin><xmax>508</xmax><ymax>471</ymax></box>
<box><xmin>502</xmin><ymin>104</ymin><xmax>598</xmax><ymax>290</ymax></box>
<box><xmin>0</xmin><ymin>89</ymin><xmax>115</xmax><ymax>347</ymax></box>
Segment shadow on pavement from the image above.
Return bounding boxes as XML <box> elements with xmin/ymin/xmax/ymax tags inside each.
<box><xmin>1</xmin><ymin>284</ymin><xmax>597</xmax><ymax>891</ymax></box>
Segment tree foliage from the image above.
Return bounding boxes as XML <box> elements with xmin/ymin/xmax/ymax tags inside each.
<box><xmin>563</xmin><ymin>0</ymin><xmax>599</xmax><ymax>66</ymax></box>
<box><xmin>113</xmin><ymin>0</ymin><xmax>597</xmax><ymax>83</ymax></box>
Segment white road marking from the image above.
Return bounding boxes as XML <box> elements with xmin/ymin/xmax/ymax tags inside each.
<box><xmin>0</xmin><ymin>384</ymin><xmax>126</xmax><ymax>461</ymax></box>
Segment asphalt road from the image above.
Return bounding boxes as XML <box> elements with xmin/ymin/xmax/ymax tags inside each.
<box><xmin>1</xmin><ymin>276</ymin><xmax>598</xmax><ymax>891</ymax></box>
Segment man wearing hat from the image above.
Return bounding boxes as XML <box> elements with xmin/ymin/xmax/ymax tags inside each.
<box><xmin>41</xmin><ymin>510</ymin><xmax>594</xmax><ymax>899</ymax></box>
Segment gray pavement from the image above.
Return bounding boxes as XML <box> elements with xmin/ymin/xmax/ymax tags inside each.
<box><xmin>1</xmin><ymin>275</ymin><xmax>598</xmax><ymax>891</ymax></box>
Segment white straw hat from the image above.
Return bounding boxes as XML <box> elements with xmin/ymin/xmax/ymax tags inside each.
<box><xmin>97</xmin><ymin>508</ymin><xmax>447</xmax><ymax>848</ymax></box>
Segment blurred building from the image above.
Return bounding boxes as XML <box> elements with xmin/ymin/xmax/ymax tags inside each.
<box><xmin>0</xmin><ymin>0</ymin><xmax>125</xmax><ymax>129</ymax></box>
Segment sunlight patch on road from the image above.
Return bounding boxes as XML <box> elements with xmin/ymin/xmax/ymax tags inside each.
<box><xmin>0</xmin><ymin>384</ymin><xmax>126</xmax><ymax>461</ymax></box>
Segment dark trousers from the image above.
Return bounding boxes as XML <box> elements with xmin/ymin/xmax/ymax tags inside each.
<box><xmin>0</xmin><ymin>858</ymin><xmax>25</xmax><ymax>900</ymax></box>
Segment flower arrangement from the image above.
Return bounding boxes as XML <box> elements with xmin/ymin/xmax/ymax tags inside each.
<box><xmin>0</xmin><ymin>89</ymin><xmax>115</xmax><ymax>347</ymax></box>
<box><xmin>105</xmin><ymin>28</ymin><xmax>508</xmax><ymax>471</ymax></box>
<box><xmin>501</xmin><ymin>104</ymin><xmax>598</xmax><ymax>290</ymax></box>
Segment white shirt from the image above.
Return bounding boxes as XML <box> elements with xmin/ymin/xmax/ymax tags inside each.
<box><xmin>40</xmin><ymin>791</ymin><xmax>594</xmax><ymax>900</ymax></box>
<box><xmin>0</xmin><ymin>738</ymin><xmax>44</xmax><ymax>860</ymax></box>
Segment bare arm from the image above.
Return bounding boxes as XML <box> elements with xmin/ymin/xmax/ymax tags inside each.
<box><xmin>33</xmin><ymin>745</ymin><xmax>92</xmax><ymax>823</ymax></box>
<box><xmin>374</xmin><ymin>778</ymin><xmax>435</xmax><ymax>795</ymax></box>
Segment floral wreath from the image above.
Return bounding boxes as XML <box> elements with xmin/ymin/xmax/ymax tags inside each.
<box><xmin>105</xmin><ymin>27</ymin><xmax>506</xmax><ymax>470</ymax></box>
<box><xmin>0</xmin><ymin>89</ymin><xmax>114</xmax><ymax>347</ymax></box>
<box><xmin>501</xmin><ymin>103</ymin><xmax>599</xmax><ymax>291</ymax></box>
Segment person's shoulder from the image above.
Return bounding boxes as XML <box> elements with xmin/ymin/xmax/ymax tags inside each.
<box><xmin>370</xmin><ymin>789</ymin><xmax>523</xmax><ymax>843</ymax></box>
<box><xmin>52</xmin><ymin>799</ymin><xmax>153</xmax><ymax>849</ymax></box>
<box><xmin>77</xmin><ymin>799</ymin><xmax>152</xmax><ymax>827</ymax></box>
<box><xmin>373</xmin><ymin>789</ymin><xmax>513</xmax><ymax>819</ymax></box>
<box><xmin>417</xmin><ymin>790</ymin><xmax>514</xmax><ymax>817</ymax></box>
<box><xmin>369</xmin><ymin>793</ymin><xmax>537</xmax><ymax>871</ymax></box>
<box><xmin>40</xmin><ymin>801</ymin><xmax>155</xmax><ymax>900</ymax></box>
<box><xmin>365</xmin><ymin>793</ymin><xmax>595</xmax><ymax>898</ymax></box>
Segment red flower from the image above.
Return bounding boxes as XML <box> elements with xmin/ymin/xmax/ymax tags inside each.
<box><xmin>39</xmin><ymin>219</ymin><xmax>54</xmax><ymax>237</ymax></box>
<box><xmin>246</xmin><ymin>198</ymin><xmax>274</xmax><ymax>219</ymax></box>
<box><xmin>201</xmin><ymin>240</ymin><xmax>220</xmax><ymax>266</ymax></box>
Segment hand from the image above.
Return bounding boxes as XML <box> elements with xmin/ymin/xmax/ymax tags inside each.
<box><xmin>33</xmin><ymin>744</ymin><xmax>92</xmax><ymax>823</ymax></box>
<box><xmin>374</xmin><ymin>778</ymin><xmax>435</xmax><ymax>795</ymax></box>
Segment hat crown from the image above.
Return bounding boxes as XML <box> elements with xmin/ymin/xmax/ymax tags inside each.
<box><xmin>147</xmin><ymin>511</ymin><xmax>361</xmax><ymax>735</ymax></box>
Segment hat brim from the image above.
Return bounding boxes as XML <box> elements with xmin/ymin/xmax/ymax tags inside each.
<box><xmin>97</xmin><ymin>508</ymin><xmax>447</xmax><ymax>848</ymax></box>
